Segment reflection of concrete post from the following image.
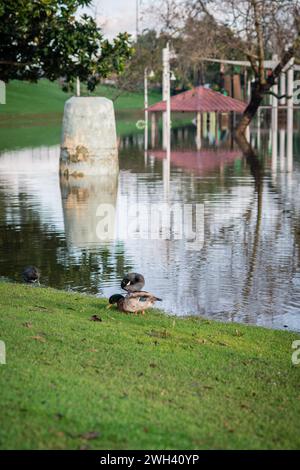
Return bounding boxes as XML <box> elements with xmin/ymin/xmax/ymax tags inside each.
<box><xmin>60</xmin><ymin>97</ymin><xmax>118</xmax><ymax>177</ymax></box>
<box><xmin>287</xmin><ymin>58</ymin><xmax>294</xmax><ymax>172</ymax></box>
<box><xmin>60</xmin><ymin>174</ymin><xmax>118</xmax><ymax>248</ymax></box>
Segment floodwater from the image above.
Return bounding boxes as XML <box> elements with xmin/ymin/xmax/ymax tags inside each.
<box><xmin>1</xmin><ymin>118</ymin><xmax>300</xmax><ymax>331</ymax></box>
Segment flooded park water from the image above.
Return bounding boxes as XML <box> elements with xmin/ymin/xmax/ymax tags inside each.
<box><xmin>0</xmin><ymin>113</ymin><xmax>300</xmax><ymax>331</ymax></box>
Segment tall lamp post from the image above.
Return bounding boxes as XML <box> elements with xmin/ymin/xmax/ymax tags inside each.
<box><xmin>144</xmin><ymin>68</ymin><xmax>155</xmax><ymax>151</ymax></box>
<box><xmin>162</xmin><ymin>43</ymin><xmax>176</xmax><ymax>153</ymax></box>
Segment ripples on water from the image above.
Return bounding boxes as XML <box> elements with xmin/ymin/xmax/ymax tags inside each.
<box><xmin>0</xmin><ymin>126</ymin><xmax>300</xmax><ymax>331</ymax></box>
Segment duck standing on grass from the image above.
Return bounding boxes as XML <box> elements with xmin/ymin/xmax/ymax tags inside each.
<box><xmin>22</xmin><ymin>266</ymin><xmax>40</xmax><ymax>285</ymax></box>
<box><xmin>108</xmin><ymin>292</ymin><xmax>162</xmax><ymax>315</ymax></box>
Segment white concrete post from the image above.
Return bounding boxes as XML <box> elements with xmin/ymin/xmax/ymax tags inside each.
<box><xmin>203</xmin><ymin>112</ymin><xmax>208</xmax><ymax>137</ymax></box>
<box><xmin>257</xmin><ymin>108</ymin><xmax>261</xmax><ymax>149</ymax></box>
<box><xmin>196</xmin><ymin>112</ymin><xmax>201</xmax><ymax>150</ymax></box>
<box><xmin>247</xmin><ymin>80</ymin><xmax>252</xmax><ymax>102</ymax></box>
<box><xmin>60</xmin><ymin>97</ymin><xmax>119</xmax><ymax>177</ymax></box>
<box><xmin>280</xmin><ymin>72</ymin><xmax>286</xmax><ymax>106</ymax></box>
<box><xmin>287</xmin><ymin>58</ymin><xmax>294</xmax><ymax>172</ymax></box>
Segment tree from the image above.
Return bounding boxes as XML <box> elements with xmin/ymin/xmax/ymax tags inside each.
<box><xmin>185</xmin><ymin>0</ymin><xmax>300</xmax><ymax>136</ymax></box>
<box><xmin>0</xmin><ymin>0</ymin><xmax>132</xmax><ymax>91</ymax></box>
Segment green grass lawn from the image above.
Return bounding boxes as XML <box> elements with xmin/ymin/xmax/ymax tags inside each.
<box><xmin>0</xmin><ymin>79</ymin><xmax>160</xmax><ymax>116</ymax></box>
<box><xmin>0</xmin><ymin>282</ymin><xmax>299</xmax><ymax>450</ymax></box>
<box><xmin>0</xmin><ymin>80</ymin><xmax>162</xmax><ymax>151</ymax></box>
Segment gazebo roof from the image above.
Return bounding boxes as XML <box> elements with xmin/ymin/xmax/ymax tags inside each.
<box><xmin>148</xmin><ymin>86</ymin><xmax>246</xmax><ymax>113</ymax></box>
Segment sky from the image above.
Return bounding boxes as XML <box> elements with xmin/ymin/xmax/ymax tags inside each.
<box><xmin>84</xmin><ymin>0</ymin><xmax>147</xmax><ymax>39</ymax></box>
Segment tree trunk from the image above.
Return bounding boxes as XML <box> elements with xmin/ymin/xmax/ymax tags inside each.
<box><xmin>235</xmin><ymin>82</ymin><xmax>264</xmax><ymax>136</ymax></box>
<box><xmin>235</xmin><ymin>47</ymin><xmax>296</xmax><ymax>137</ymax></box>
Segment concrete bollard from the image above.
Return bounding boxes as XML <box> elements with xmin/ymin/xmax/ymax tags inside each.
<box><xmin>60</xmin><ymin>97</ymin><xmax>119</xmax><ymax>177</ymax></box>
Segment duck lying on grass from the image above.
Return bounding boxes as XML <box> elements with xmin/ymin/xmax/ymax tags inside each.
<box><xmin>108</xmin><ymin>292</ymin><xmax>162</xmax><ymax>315</ymax></box>
<box><xmin>22</xmin><ymin>266</ymin><xmax>40</xmax><ymax>285</ymax></box>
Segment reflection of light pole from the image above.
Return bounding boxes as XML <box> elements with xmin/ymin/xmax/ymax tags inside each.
<box><xmin>144</xmin><ymin>68</ymin><xmax>155</xmax><ymax>151</ymax></box>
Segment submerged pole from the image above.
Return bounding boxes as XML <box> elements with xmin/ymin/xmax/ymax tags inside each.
<box><xmin>287</xmin><ymin>57</ymin><xmax>294</xmax><ymax>172</ymax></box>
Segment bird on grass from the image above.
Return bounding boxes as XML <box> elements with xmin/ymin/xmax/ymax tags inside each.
<box><xmin>121</xmin><ymin>272</ymin><xmax>145</xmax><ymax>293</ymax></box>
<box><xmin>108</xmin><ymin>292</ymin><xmax>162</xmax><ymax>315</ymax></box>
<box><xmin>22</xmin><ymin>266</ymin><xmax>40</xmax><ymax>285</ymax></box>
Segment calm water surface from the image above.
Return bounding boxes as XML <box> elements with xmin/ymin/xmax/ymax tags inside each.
<box><xmin>1</xmin><ymin>124</ymin><xmax>300</xmax><ymax>331</ymax></box>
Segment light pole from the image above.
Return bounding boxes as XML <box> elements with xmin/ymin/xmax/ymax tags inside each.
<box><xmin>144</xmin><ymin>68</ymin><xmax>155</xmax><ymax>151</ymax></box>
<box><xmin>162</xmin><ymin>44</ymin><xmax>170</xmax><ymax>150</ymax></box>
<box><xmin>287</xmin><ymin>57</ymin><xmax>294</xmax><ymax>172</ymax></box>
<box><xmin>162</xmin><ymin>44</ymin><xmax>176</xmax><ymax>154</ymax></box>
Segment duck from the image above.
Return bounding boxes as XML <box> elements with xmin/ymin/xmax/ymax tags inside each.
<box><xmin>108</xmin><ymin>292</ymin><xmax>162</xmax><ymax>315</ymax></box>
<box><xmin>22</xmin><ymin>266</ymin><xmax>40</xmax><ymax>285</ymax></box>
<box><xmin>121</xmin><ymin>272</ymin><xmax>145</xmax><ymax>293</ymax></box>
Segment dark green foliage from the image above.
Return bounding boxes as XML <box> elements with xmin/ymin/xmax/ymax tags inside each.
<box><xmin>0</xmin><ymin>0</ymin><xmax>132</xmax><ymax>90</ymax></box>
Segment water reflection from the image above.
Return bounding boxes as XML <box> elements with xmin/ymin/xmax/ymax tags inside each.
<box><xmin>60</xmin><ymin>174</ymin><xmax>118</xmax><ymax>248</ymax></box>
<box><xmin>0</xmin><ymin>125</ymin><xmax>300</xmax><ymax>331</ymax></box>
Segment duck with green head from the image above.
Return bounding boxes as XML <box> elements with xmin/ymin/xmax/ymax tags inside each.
<box><xmin>108</xmin><ymin>292</ymin><xmax>162</xmax><ymax>315</ymax></box>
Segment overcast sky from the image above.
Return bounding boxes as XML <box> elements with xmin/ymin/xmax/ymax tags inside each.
<box><xmin>84</xmin><ymin>0</ymin><xmax>147</xmax><ymax>39</ymax></box>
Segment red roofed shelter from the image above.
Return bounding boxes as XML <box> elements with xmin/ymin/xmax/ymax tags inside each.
<box><xmin>147</xmin><ymin>86</ymin><xmax>246</xmax><ymax>148</ymax></box>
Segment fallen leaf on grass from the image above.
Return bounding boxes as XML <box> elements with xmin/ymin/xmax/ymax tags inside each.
<box><xmin>90</xmin><ymin>315</ymin><xmax>102</xmax><ymax>322</ymax></box>
<box><xmin>224</xmin><ymin>421</ymin><xmax>235</xmax><ymax>433</ymax></box>
<box><xmin>196</xmin><ymin>338</ymin><xmax>208</xmax><ymax>344</ymax></box>
<box><xmin>147</xmin><ymin>329</ymin><xmax>170</xmax><ymax>339</ymax></box>
<box><xmin>31</xmin><ymin>335</ymin><xmax>46</xmax><ymax>343</ymax></box>
<box><xmin>80</xmin><ymin>431</ymin><xmax>101</xmax><ymax>440</ymax></box>
<box><xmin>234</xmin><ymin>329</ymin><xmax>244</xmax><ymax>337</ymax></box>
<box><xmin>88</xmin><ymin>348</ymin><xmax>98</xmax><ymax>353</ymax></box>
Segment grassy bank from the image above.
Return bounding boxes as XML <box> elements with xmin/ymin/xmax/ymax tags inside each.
<box><xmin>0</xmin><ymin>79</ymin><xmax>161</xmax><ymax>116</ymax></box>
<box><xmin>0</xmin><ymin>80</ymin><xmax>161</xmax><ymax>151</ymax></box>
<box><xmin>0</xmin><ymin>282</ymin><xmax>299</xmax><ymax>450</ymax></box>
